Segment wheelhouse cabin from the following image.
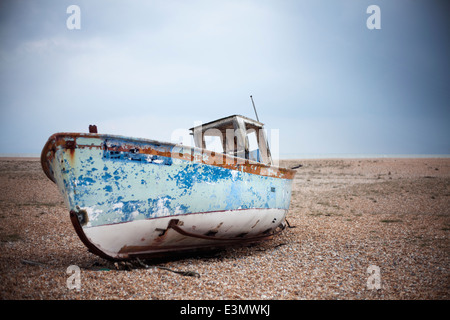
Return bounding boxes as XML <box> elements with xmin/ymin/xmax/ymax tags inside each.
<box><xmin>189</xmin><ymin>115</ymin><xmax>273</xmax><ymax>165</ymax></box>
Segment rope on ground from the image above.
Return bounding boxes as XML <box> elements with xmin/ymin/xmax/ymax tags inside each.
<box><xmin>135</xmin><ymin>258</ymin><xmax>200</xmax><ymax>278</ymax></box>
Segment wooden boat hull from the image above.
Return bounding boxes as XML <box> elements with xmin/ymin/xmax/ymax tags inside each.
<box><xmin>41</xmin><ymin>133</ymin><xmax>295</xmax><ymax>260</ymax></box>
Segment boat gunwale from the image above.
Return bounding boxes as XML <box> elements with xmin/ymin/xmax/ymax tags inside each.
<box><xmin>41</xmin><ymin>132</ymin><xmax>296</xmax><ymax>181</ymax></box>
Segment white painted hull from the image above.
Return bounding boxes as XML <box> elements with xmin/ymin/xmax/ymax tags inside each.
<box><xmin>83</xmin><ymin>208</ymin><xmax>287</xmax><ymax>260</ymax></box>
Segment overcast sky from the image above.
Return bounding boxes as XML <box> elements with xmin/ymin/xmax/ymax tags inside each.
<box><xmin>1</xmin><ymin>0</ymin><xmax>449</xmax><ymax>157</ymax></box>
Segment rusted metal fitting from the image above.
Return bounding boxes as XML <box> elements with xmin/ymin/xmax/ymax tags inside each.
<box><xmin>89</xmin><ymin>125</ymin><xmax>98</xmax><ymax>133</ymax></box>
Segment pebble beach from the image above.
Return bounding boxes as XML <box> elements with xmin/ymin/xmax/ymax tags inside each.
<box><xmin>0</xmin><ymin>157</ymin><xmax>449</xmax><ymax>300</ymax></box>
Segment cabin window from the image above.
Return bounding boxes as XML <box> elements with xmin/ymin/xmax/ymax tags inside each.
<box><xmin>247</xmin><ymin>130</ymin><xmax>261</xmax><ymax>162</ymax></box>
<box><xmin>204</xmin><ymin>135</ymin><xmax>223</xmax><ymax>153</ymax></box>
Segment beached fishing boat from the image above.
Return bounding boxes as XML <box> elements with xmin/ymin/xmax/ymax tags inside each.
<box><xmin>41</xmin><ymin>115</ymin><xmax>296</xmax><ymax>260</ymax></box>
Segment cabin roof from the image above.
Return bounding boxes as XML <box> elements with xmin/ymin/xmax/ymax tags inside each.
<box><xmin>189</xmin><ymin>114</ymin><xmax>264</xmax><ymax>132</ymax></box>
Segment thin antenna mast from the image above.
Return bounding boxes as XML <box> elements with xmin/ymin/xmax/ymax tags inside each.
<box><xmin>250</xmin><ymin>95</ymin><xmax>260</xmax><ymax>122</ymax></box>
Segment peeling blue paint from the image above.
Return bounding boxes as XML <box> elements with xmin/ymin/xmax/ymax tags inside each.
<box><xmin>51</xmin><ymin>136</ymin><xmax>293</xmax><ymax>228</ymax></box>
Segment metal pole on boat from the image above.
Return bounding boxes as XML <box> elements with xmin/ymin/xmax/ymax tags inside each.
<box><xmin>250</xmin><ymin>95</ymin><xmax>260</xmax><ymax>122</ymax></box>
